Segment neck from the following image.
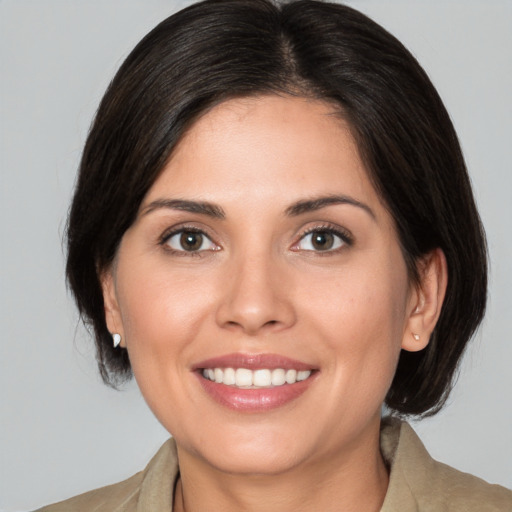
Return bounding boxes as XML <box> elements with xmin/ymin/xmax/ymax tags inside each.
<box><xmin>173</xmin><ymin>419</ymin><xmax>388</xmax><ymax>512</ymax></box>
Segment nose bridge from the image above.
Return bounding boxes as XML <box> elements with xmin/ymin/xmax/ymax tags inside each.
<box><xmin>216</xmin><ymin>245</ymin><xmax>295</xmax><ymax>334</ymax></box>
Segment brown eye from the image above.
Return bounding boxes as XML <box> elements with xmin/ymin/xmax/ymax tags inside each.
<box><xmin>311</xmin><ymin>231</ymin><xmax>334</xmax><ymax>251</ymax></box>
<box><xmin>296</xmin><ymin>229</ymin><xmax>345</xmax><ymax>252</ymax></box>
<box><xmin>165</xmin><ymin>230</ymin><xmax>217</xmax><ymax>252</ymax></box>
<box><xmin>180</xmin><ymin>231</ymin><xmax>203</xmax><ymax>251</ymax></box>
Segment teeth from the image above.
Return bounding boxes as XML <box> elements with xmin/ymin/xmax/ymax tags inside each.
<box><xmin>201</xmin><ymin>367</ymin><xmax>312</xmax><ymax>388</ymax></box>
<box><xmin>271</xmin><ymin>368</ymin><xmax>286</xmax><ymax>386</ymax></box>
<box><xmin>214</xmin><ymin>368</ymin><xmax>223</xmax><ymax>383</ymax></box>
<box><xmin>223</xmin><ymin>367</ymin><xmax>236</xmax><ymax>385</ymax></box>
<box><xmin>253</xmin><ymin>369</ymin><xmax>271</xmax><ymax>387</ymax></box>
<box><xmin>235</xmin><ymin>368</ymin><xmax>253</xmax><ymax>387</ymax></box>
<box><xmin>285</xmin><ymin>369</ymin><xmax>297</xmax><ymax>384</ymax></box>
<box><xmin>297</xmin><ymin>370</ymin><xmax>310</xmax><ymax>381</ymax></box>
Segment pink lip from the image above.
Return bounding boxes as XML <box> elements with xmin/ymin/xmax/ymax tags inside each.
<box><xmin>193</xmin><ymin>353</ymin><xmax>318</xmax><ymax>412</ymax></box>
<box><xmin>193</xmin><ymin>353</ymin><xmax>315</xmax><ymax>371</ymax></box>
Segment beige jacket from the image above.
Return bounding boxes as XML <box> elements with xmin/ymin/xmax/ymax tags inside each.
<box><xmin>36</xmin><ymin>419</ymin><xmax>512</xmax><ymax>511</ymax></box>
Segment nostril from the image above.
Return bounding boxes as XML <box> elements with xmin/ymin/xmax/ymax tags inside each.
<box><xmin>223</xmin><ymin>318</ymin><xmax>281</xmax><ymax>334</ymax></box>
<box><xmin>215</xmin><ymin>287</ymin><xmax>297</xmax><ymax>334</ymax></box>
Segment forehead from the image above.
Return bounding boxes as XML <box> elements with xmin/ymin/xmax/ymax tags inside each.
<box><xmin>143</xmin><ymin>95</ymin><xmax>382</xmax><ymax>216</ymax></box>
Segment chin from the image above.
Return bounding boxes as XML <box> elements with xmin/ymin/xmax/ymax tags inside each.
<box><xmin>181</xmin><ymin>424</ymin><xmax>311</xmax><ymax>476</ymax></box>
<box><xmin>207</xmin><ymin>444</ymin><xmax>306</xmax><ymax>476</ymax></box>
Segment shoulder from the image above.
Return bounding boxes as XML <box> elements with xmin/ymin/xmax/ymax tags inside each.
<box><xmin>34</xmin><ymin>472</ymin><xmax>143</xmax><ymax>512</ymax></box>
<box><xmin>425</xmin><ymin>458</ymin><xmax>512</xmax><ymax>511</ymax></box>
<box><xmin>34</xmin><ymin>438</ymin><xmax>178</xmax><ymax>512</ymax></box>
<box><xmin>380</xmin><ymin>418</ymin><xmax>512</xmax><ymax>512</ymax></box>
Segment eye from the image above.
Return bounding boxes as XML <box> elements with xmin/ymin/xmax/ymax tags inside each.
<box><xmin>164</xmin><ymin>229</ymin><xmax>218</xmax><ymax>252</ymax></box>
<box><xmin>295</xmin><ymin>229</ymin><xmax>347</xmax><ymax>252</ymax></box>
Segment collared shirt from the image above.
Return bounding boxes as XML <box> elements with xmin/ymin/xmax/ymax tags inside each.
<box><xmin>36</xmin><ymin>419</ymin><xmax>512</xmax><ymax>511</ymax></box>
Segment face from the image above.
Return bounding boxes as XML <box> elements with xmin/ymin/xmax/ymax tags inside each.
<box><xmin>103</xmin><ymin>95</ymin><xmax>425</xmax><ymax>475</ymax></box>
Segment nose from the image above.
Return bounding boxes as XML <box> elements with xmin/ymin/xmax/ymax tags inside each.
<box><xmin>215</xmin><ymin>250</ymin><xmax>296</xmax><ymax>335</ymax></box>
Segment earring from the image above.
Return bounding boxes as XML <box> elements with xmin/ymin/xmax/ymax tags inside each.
<box><xmin>412</xmin><ymin>333</ymin><xmax>420</xmax><ymax>341</ymax></box>
<box><xmin>112</xmin><ymin>333</ymin><xmax>122</xmax><ymax>348</ymax></box>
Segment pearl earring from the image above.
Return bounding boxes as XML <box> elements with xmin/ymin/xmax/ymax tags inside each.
<box><xmin>112</xmin><ymin>333</ymin><xmax>122</xmax><ymax>348</ymax></box>
<box><xmin>412</xmin><ymin>333</ymin><xmax>420</xmax><ymax>341</ymax></box>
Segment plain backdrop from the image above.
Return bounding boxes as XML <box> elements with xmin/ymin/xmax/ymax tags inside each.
<box><xmin>1</xmin><ymin>1</ymin><xmax>511</xmax><ymax>510</ymax></box>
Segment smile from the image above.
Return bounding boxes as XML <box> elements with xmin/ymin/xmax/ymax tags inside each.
<box><xmin>201</xmin><ymin>367</ymin><xmax>312</xmax><ymax>388</ymax></box>
<box><xmin>194</xmin><ymin>354</ymin><xmax>317</xmax><ymax>412</ymax></box>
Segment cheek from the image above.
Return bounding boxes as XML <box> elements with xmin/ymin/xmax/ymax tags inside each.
<box><xmin>299</xmin><ymin>254</ymin><xmax>409</xmax><ymax>393</ymax></box>
<box><xmin>114</xmin><ymin>261</ymin><xmax>217</xmax><ymax>389</ymax></box>
<box><xmin>303</xmin><ymin>261</ymin><xmax>408</xmax><ymax>341</ymax></box>
<box><xmin>114</xmin><ymin>264</ymin><xmax>220</xmax><ymax>428</ymax></box>
<box><xmin>118</xmin><ymin>260</ymin><xmax>212</xmax><ymax>338</ymax></box>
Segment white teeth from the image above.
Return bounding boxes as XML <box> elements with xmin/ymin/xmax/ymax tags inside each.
<box><xmin>214</xmin><ymin>368</ymin><xmax>223</xmax><ymax>383</ymax></box>
<box><xmin>223</xmin><ymin>367</ymin><xmax>236</xmax><ymax>385</ymax></box>
<box><xmin>202</xmin><ymin>367</ymin><xmax>312</xmax><ymax>388</ymax></box>
<box><xmin>297</xmin><ymin>370</ymin><xmax>310</xmax><ymax>382</ymax></box>
<box><xmin>235</xmin><ymin>368</ymin><xmax>253</xmax><ymax>387</ymax></box>
<box><xmin>271</xmin><ymin>368</ymin><xmax>286</xmax><ymax>386</ymax></box>
<box><xmin>253</xmin><ymin>369</ymin><xmax>272</xmax><ymax>387</ymax></box>
<box><xmin>285</xmin><ymin>369</ymin><xmax>297</xmax><ymax>384</ymax></box>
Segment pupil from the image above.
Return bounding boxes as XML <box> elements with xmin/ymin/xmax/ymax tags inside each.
<box><xmin>312</xmin><ymin>231</ymin><xmax>333</xmax><ymax>250</ymax></box>
<box><xmin>180</xmin><ymin>232</ymin><xmax>202</xmax><ymax>251</ymax></box>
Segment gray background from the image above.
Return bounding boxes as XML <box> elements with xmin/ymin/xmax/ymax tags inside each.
<box><xmin>1</xmin><ymin>1</ymin><xmax>511</xmax><ymax>510</ymax></box>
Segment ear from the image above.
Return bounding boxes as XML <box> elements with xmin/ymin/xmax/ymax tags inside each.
<box><xmin>402</xmin><ymin>248</ymin><xmax>448</xmax><ymax>352</ymax></box>
<box><xmin>101</xmin><ymin>268</ymin><xmax>125</xmax><ymax>348</ymax></box>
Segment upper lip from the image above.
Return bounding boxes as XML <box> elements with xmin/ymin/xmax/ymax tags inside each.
<box><xmin>193</xmin><ymin>353</ymin><xmax>316</xmax><ymax>371</ymax></box>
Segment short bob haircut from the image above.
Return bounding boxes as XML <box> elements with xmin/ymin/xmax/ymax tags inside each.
<box><xmin>66</xmin><ymin>0</ymin><xmax>487</xmax><ymax>417</ymax></box>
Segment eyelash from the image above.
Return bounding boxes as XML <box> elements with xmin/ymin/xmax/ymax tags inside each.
<box><xmin>159</xmin><ymin>225</ymin><xmax>219</xmax><ymax>257</ymax></box>
<box><xmin>158</xmin><ymin>223</ymin><xmax>354</xmax><ymax>256</ymax></box>
<box><xmin>292</xmin><ymin>224</ymin><xmax>354</xmax><ymax>254</ymax></box>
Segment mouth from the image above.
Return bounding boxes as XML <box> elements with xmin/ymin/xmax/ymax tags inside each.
<box><xmin>194</xmin><ymin>353</ymin><xmax>317</xmax><ymax>412</ymax></box>
<box><xmin>201</xmin><ymin>367</ymin><xmax>312</xmax><ymax>388</ymax></box>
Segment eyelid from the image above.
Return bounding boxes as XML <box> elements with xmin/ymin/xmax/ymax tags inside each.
<box><xmin>291</xmin><ymin>223</ymin><xmax>354</xmax><ymax>252</ymax></box>
<box><xmin>158</xmin><ymin>224</ymin><xmax>220</xmax><ymax>253</ymax></box>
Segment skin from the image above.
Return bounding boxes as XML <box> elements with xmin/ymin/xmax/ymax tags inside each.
<box><xmin>103</xmin><ymin>95</ymin><xmax>447</xmax><ymax>512</ymax></box>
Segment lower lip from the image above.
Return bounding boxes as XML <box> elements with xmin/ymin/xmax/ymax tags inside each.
<box><xmin>196</xmin><ymin>373</ymin><xmax>316</xmax><ymax>412</ymax></box>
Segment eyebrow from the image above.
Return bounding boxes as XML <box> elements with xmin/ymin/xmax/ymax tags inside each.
<box><xmin>285</xmin><ymin>195</ymin><xmax>375</xmax><ymax>219</ymax></box>
<box><xmin>141</xmin><ymin>194</ymin><xmax>374</xmax><ymax>221</ymax></box>
<box><xmin>141</xmin><ymin>199</ymin><xmax>226</xmax><ymax>219</ymax></box>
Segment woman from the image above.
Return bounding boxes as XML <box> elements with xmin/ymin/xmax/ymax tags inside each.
<box><xmin>36</xmin><ymin>0</ymin><xmax>511</xmax><ymax>510</ymax></box>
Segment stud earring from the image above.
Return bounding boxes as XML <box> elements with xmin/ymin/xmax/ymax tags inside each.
<box><xmin>412</xmin><ymin>333</ymin><xmax>420</xmax><ymax>341</ymax></box>
<box><xmin>112</xmin><ymin>333</ymin><xmax>122</xmax><ymax>348</ymax></box>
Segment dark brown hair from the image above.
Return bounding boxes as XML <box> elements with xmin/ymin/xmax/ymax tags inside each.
<box><xmin>66</xmin><ymin>0</ymin><xmax>487</xmax><ymax>417</ymax></box>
